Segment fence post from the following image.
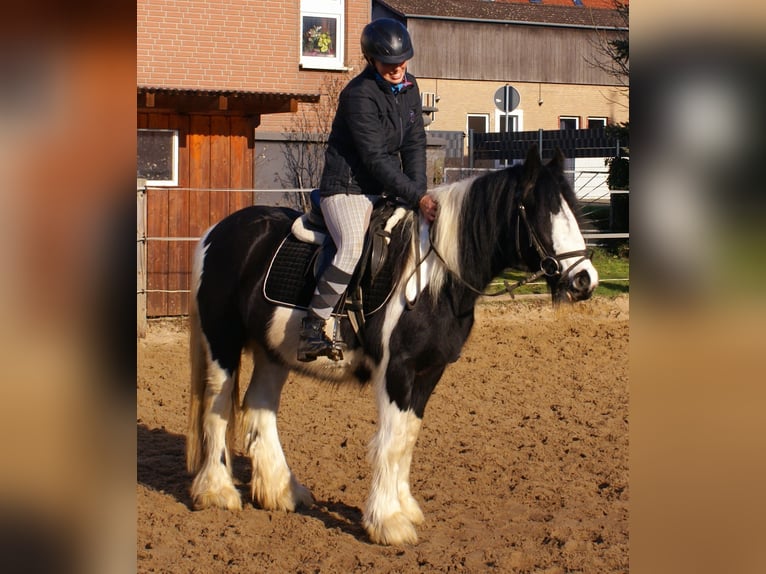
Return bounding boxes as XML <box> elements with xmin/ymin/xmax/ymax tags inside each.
<box><xmin>137</xmin><ymin>179</ymin><xmax>147</xmax><ymax>338</ymax></box>
<box><xmin>468</xmin><ymin>128</ymin><xmax>474</xmax><ymax>169</ymax></box>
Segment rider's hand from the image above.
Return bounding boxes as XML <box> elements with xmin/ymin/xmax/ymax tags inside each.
<box><xmin>419</xmin><ymin>194</ymin><xmax>438</xmax><ymax>223</ymax></box>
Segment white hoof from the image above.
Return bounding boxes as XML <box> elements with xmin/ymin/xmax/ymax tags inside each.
<box><xmin>191</xmin><ymin>481</ymin><xmax>242</xmax><ymax>511</ymax></box>
<box><xmin>400</xmin><ymin>495</ymin><xmax>425</xmax><ymax>525</ymax></box>
<box><xmin>364</xmin><ymin>511</ymin><xmax>418</xmax><ymax>546</ymax></box>
<box><xmin>252</xmin><ymin>473</ymin><xmax>314</xmax><ymax>511</ymax></box>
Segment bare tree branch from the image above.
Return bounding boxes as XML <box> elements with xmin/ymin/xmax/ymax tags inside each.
<box><xmin>277</xmin><ymin>72</ymin><xmax>353</xmax><ymax>211</ymax></box>
<box><xmin>586</xmin><ymin>1</ymin><xmax>629</xmax><ymax>105</ymax></box>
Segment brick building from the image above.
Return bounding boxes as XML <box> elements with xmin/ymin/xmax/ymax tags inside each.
<box><xmin>137</xmin><ymin>1</ymin><xmax>373</xmax><ymax>317</ymax></box>
<box><xmin>137</xmin><ymin>0</ymin><xmax>628</xmax><ymax>319</ymax></box>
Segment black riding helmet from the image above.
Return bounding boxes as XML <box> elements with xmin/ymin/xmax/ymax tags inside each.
<box><xmin>360</xmin><ymin>18</ymin><xmax>413</xmax><ymax>64</ymax></box>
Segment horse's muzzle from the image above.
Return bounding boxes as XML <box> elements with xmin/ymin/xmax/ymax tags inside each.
<box><xmin>572</xmin><ymin>269</ymin><xmax>592</xmax><ymax>296</ymax></box>
<box><xmin>554</xmin><ymin>266</ymin><xmax>598</xmax><ymax>304</ymax></box>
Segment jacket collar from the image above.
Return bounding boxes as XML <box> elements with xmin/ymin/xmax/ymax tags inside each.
<box><xmin>367</xmin><ymin>65</ymin><xmax>413</xmax><ymax>95</ymax></box>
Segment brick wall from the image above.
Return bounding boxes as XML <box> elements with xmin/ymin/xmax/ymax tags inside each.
<box><xmin>138</xmin><ymin>1</ymin><xmax>627</xmax><ymax>141</ymax></box>
<box><xmin>138</xmin><ymin>0</ymin><xmax>369</xmax><ymax>101</ymax></box>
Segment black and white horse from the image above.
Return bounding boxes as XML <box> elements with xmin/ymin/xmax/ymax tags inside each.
<box><xmin>186</xmin><ymin>146</ymin><xmax>598</xmax><ymax>545</ymax></box>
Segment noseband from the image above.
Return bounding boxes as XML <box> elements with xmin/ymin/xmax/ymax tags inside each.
<box><xmin>504</xmin><ymin>190</ymin><xmax>591</xmax><ymax>297</ymax></box>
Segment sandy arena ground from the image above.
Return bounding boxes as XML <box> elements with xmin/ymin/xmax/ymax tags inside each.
<box><xmin>138</xmin><ymin>295</ymin><xmax>628</xmax><ymax>573</ymax></box>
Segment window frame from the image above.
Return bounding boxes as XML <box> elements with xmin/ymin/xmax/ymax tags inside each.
<box><xmin>300</xmin><ymin>0</ymin><xmax>346</xmax><ymax>71</ymax></box>
<box><xmin>495</xmin><ymin>109</ymin><xmax>524</xmax><ymax>133</ymax></box>
<box><xmin>587</xmin><ymin>116</ymin><xmax>608</xmax><ymax>129</ymax></box>
<box><xmin>559</xmin><ymin>116</ymin><xmax>580</xmax><ymax>130</ymax></box>
<box><xmin>466</xmin><ymin>113</ymin><xmax>489</xmax><ymax>135</ymax></box>
<box><xmin>137</xmin><ymin>128</ymin><xmax>179</xmax><ymax>187</ymax></box>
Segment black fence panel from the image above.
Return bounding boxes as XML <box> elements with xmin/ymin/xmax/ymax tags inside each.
<box><xmin>472</xmin><ymin>127</ymin><xmax>627</xmax><ymax>162</ymax></box>
<box><xmin>427</xmin><ymin>130</ymin><xmax>465</xmax><ymax>159</ymax></box>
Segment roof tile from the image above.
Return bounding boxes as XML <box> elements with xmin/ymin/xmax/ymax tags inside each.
<box><xmin>377</xmin><ymin>0</ymin><xmax>626</xmax><ymax>28</ymax></box>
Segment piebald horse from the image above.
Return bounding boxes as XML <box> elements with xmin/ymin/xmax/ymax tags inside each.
<box><xmin>186</xmin><ymin>146</ymin><xmax>598</xmax><ymax>545</ymax></box>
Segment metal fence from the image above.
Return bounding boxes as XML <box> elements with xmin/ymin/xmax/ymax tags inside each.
<box><xmin>443</xmin><ymin>165</ymin><xmax>629</xmax><ymax>243</ymax></box>
<box><xmin>470</xmin><ymin>127</ymin><xmax>627</xmax><ymax>163</ymax></box>
<box><xmin>138</xmin><ymin>179</ymin><xmax>627</xmax><ymax>331</ymax></box>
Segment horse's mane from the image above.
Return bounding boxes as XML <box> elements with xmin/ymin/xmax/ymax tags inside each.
<box><xmin>386</xmin><ymin>155</ymin><xmax>579</xmax><ymax>304</ymax></box>
<box><xmin>426</xmin><ymin>167</ymin><xmax>523</xmax><ymax>298</ymax></box>
<box><xmin>427</xmin><ymin>177</ymin><xmax>471</xmax><ymax>296</ymax></box>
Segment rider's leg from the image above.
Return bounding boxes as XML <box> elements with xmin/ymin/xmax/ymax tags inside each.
<box><xmin>297</xmin><ymin>193</ymin><xmax>376</xmax><ymax>361</ymax></box>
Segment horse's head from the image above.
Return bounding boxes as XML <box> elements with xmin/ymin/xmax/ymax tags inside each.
<box><xmin>515</xmin><ymin>146</ymin><xmax>599</xmax><ymax>304</ymax></box>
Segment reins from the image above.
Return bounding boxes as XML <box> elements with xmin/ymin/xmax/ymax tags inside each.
<box><xmin>402</xmin><ymin>217</ymin><xmax>513</xmax><ymax>305</ymax></box>
<box><xmin>405</xmin><ymin>211</ymin><xmax>424</xmax><ymax>309</ymax></box>
<box><xmin>403</xmin><ymin>210</ymin><xmax>504</xmax><ymax>309</ymax></box>
<box><xmin>425</xmin><ymin>233</ymin><xmax>498</xmax><ymax>297</ymax></box>
<box><xmin>406</xmin><ymin>182</ymin><xmax>592</xmax><ymax>303</ymax></box>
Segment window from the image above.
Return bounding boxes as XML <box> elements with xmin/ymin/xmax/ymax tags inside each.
<box><xmin>495</xmin><ymin>109</ymin><xmax>523</xmax><ymax>133</ymax></box>
<box><xmin>499</xmin><ymin>114</ymin><xmax>516</xmax><ymax>133</ymax></box>
<box><xmin>588</xmin><ymin>117</ymin><xmax>608</xmax><ymax>129</ymax></box>
<box><xmin>300</xmin><ymin>0</ymin><xmax>345</xmax><ymax>70</ymax></box>
<box><xmin>559</xmin><ymin>116</ymin><xmax>579</xmax><ymax>130</ymax></box>
<box><xmin>137</xmin><ymin>129</ymin><xmax>178</xmax><ymax>186</ymax></box>
<box><xmin>421</xmin><ymin>92</ymin><xmax>439</xmax><ymax>126</ymax></box>
<box><xmin>467</xmin><ymin>114</ymin><xmax>489</xmax><ymax>135</ymax></box>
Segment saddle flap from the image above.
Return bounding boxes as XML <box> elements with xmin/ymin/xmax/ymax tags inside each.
<box><xmin>369</xmin><ymin>207</ymin><xmax>408</xmax><ymax>281</ymax></box>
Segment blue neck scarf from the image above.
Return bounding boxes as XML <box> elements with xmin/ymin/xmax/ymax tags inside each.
<box><xmin>375</xmin><ymin>72</ymin><xmax>413</xmax><ymax>94</ymax></box>
<box><xmin>392</xmin><ymin>79</ymin><xmax>413</xmax><ymax>94</ymax></box>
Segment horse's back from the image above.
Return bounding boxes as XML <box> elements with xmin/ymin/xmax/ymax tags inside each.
<box><xmin>195</xmin><ymin>205</ymin><xmax>300</xmax><ymax>336</ymax></box>
<box><xmin>199</xmin><ymin>205</ymin><xmax>298</xmax><ymax>280</ymax></box>
<box><xmin>204</xmin><ymin>205</ymin><xmax>299</xmax><ymax>252</ymax></box>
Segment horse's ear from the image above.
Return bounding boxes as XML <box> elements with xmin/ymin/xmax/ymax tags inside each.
<box><xmin>547</xmin><ymin>147</ymin><xmax>566</xmax><ymax>172</ymax></box>
<box><xmin>525</xmin><ymin>144</ymin><xmax>541</xmax><ymax>168</ymax></box>
<box><xmin>522</xmin><ymin>145</ymin><xmax>542</xmax><ymax>186</ymax></box>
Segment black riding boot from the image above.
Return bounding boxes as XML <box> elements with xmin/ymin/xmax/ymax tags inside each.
<box><xmin>297</xmin><ymin>316</ymin><xmax>342</xmax><ymax>362</ymax></box>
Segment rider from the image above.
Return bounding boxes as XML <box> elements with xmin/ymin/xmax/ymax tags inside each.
<box><xmin>297</xmin><ymin>18</ymin><xmax>439</xmax><ymax>362</ymax></box>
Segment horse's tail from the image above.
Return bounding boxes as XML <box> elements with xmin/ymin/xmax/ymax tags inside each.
<box><xmin>187</xmin><ymin>298</ymin><xmax>241</xmax><ymax>474</ymax></box>
<box><xmin>186</xmin><ymin>299</ymin><xmax>206</xmax><ymax>474</ymax></box>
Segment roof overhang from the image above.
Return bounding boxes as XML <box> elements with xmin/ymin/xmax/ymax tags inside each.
<box><xmin>376</xmin><ymin>0</ymin><xmax>627</xmax><ymax>31</ymax></box>
<box><xmin>137</xmin><ymin>86</ymin><xmax>321</xmax><ymax>115</ymax></box>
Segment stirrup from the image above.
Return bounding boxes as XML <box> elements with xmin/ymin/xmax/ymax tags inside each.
<box><xmin>297</xmin><ymin>317</ymin><xmax>344</xmax><ymax>362</ymax></box>
<box><xmin>297</xmin><ymin>343</ymin><xmax>344</xmax><ymax>363</ymax></box>
<box><xmin>297</xmin><ymin>341</ymin><xmax>344</xmax><ymax>362</ymax></box>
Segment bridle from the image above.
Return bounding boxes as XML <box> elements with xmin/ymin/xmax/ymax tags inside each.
<box><xmin>420</xmin><ymin>179</ymin><xmax>591</xmax><ymax>300</ymax></box>
<box><xmin>504</xmin><ymin>195</ymin><xmax>592</xmax><ymax>296</ymax></box>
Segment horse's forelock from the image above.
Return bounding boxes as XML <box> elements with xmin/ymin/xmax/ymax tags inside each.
<box><xmin>542</xmin><ymin>155</ymin><xmax>578</xmax><ymax>211</ymax></box>
<box><xmin>525</xmin><ymin>159</ymin><xmax>586</xmax><ymax>260</ymax></box>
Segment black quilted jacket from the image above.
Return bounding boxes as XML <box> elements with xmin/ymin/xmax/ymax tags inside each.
<box><xmin>319</xmin><ymin>64</ymin><xmax>427</xmax><ymax>208</ymax></box>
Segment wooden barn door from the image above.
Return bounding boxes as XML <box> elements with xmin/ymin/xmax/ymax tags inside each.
<box><xmin>140</xmin><ymin>112</ymin><xmax>255</xmax><ymax>317</ymax></box>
